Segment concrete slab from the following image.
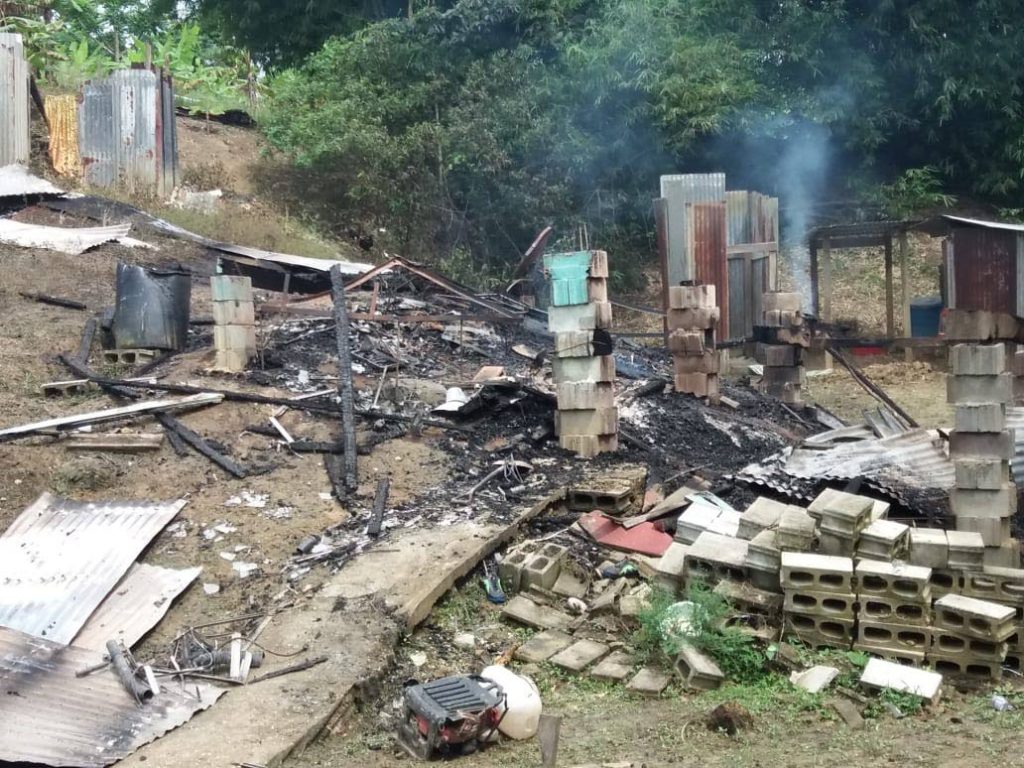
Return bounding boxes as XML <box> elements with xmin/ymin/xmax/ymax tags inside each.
<box><xmin>552</xmin><ymin>569</ymin><xmax>589</xmax><ymax>599</ymax></box>
<box><xmin>627</xmin><ymin>667</ymin><xmax>672</xmax><ymax>695</ymax></box>
<box><xmin>591</xmin><ymin>651</ymin><xmax>634</xmax><ymax>681</ymax></box>
<box><xmin>502</xmin><ymin>595</ymin><xmax>574</xmax><ymax>631</ymax></box>
<box><xmin>790</xmin><ymin>665</ymin><xmax>839</xmax><ymax>694</ymax></box>
<box><xmin>515</xmin><ymin>630</ymin><xmax>575</xmax><ymax>663</ymax></box>
<box><xmin>859</xmin><ymin>658</ymin><xmax>942</xmax><ymax>703</ymax></box>
<box><xmin>831</xmin><ymin>698</ymin><xmax>865</xmax><ymax>729</ymax></box>
<box><xmin>550</xmin><ymin>639</ymin><xmax>610</xmax><ymax>672</ymax></box>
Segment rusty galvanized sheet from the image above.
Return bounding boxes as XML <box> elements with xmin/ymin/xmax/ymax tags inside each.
<box><xmin>660</xmin><ymin>173</ymin><xmax>725</xmax><ymax>284</ymax></box>
<box><xmin>0</xmin><ymin>493</ymin><xmax>186</xmax><ymax>644</ymax></box>
<box><xmin>949</xmin><ymin>224</ymin><xmax>1018</xmax><ymax>315</ymax></box>
<box><xmin>0</xmin><ymin>625</ymin><xmax>222</xmax><ymax>767</ymax></box>
<box><xmin>736</xmin><ymin>428</ymin><xmax>954</xmax><ymax>514</ymax></box>
<box><xmin>80</xmin><ymin>69</ymin><xmax>177</xmax><ymax>196</ymax></box>
<box><xmin>727</xmin><ymin>255</ymin><xmax>747</xmax><ymax>340</ymax></box>
<box><xmin>0</xmin><ymin>163</ymin><xmax>63</xmax><ymax>197</ymax></box>
<box><xmin>44</xmin><ymin>93</ymin><xmax>81</xmax><ymax>177</ymax></box>
<box><xmin>72</xmin><ymin>563</ymin><xmax>202</xmax><ymax>652</ymax></box>
<box><xmin>0</xmin><ymin>33</ymin><xmax>29</xmax><ymax>167</ymax></box>
<box><xmin>691</xmin><ymin>201</ymin><xmax>729</xmax><ymax>338</ymax></box>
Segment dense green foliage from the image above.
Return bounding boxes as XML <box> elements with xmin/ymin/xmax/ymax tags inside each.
<box><xmin>253</xmin><ymin>0</ymin><xmax>1024</xmax><ymax>274</ymax></box>
<box><xmin>1</xmin><ymin>2</ymin><xmax>253</xmax><ymax>113</ymax></box>
<box><xmin>7</xmin><ymin>1</ymin><xmax>1024</xmax><ymax>276</ymax></box>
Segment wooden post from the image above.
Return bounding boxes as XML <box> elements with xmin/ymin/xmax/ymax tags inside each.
<box><xmin>884</xmin><ymin>234</ymin><xmax>895</xmax><ymax>339</ymax></box>
<box><xmin>899</xmin><ymin>231</ymin><xmax>913</xmax><ymax>361</ymax></box>
<box><xmin>820</xmin><ymin>237</ymin><xmax>832</xmax><ymax>323</ymax></box>
<box><xmin>537</xmin><ymin>714</ymin><xmax>561</xmax><ymax>768</ymax></box>
<box><xmin>329</xmin><ymin>266</ymin><xmax>358</xmax><ymax>492</ymax></box>
<box><xmin>809</xmin><ymin>240</ymin><xmax>820</xmax><ymax>317</ymax></box>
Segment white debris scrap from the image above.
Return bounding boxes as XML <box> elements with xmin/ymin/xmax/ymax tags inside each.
<box><xmin>224</xmin><ymin>490</ymin><xmax>269</xmax><ymax>509</ymax></box>
<box><xmin>0</xmin><ymin>217</ymin><xmax>131</xmax><ymax>255</ymax></box>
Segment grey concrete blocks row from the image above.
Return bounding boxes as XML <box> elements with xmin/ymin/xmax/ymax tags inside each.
<box><xmin>757</xmin><ymin>293</ymin><xmax>805</xmax><ymax>405</ymax></box>
<box><xmin>499</xmin><ymin>541</ymin><xmax>568</xmax><ymax>593</ymax></box>
<box><xmin>668</xmin><ymin>285</ymin><xmax>720</xmax><ymax>402</ymax></box>
<box><xmin>548</xmin><ymin>252</ymin><xmax>618</xmax><ymax>458</ymax></box>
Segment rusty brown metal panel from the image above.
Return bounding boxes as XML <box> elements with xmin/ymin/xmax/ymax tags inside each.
<box><xmin>660</xmin><ymin>173</ymin><xmax>726</xmax><ymax>284</ymax></box>
<box><xmin>0</xmin><ymin>493</ymin><xmax>186</xmax><ymax>644</ymax></box>
<box><xmin>691</xmin><ymin>201</ymin><xmax>729</xmax><ymax>339</ymax></box>
<box><xmin>0</xmin><ymin>625</ymin><xmax>222</xmax><ymax>767</ymax></box>
<box><xmin>950</xmin><ymin>226</ymin><xmax>1017</xmax><ymax>314</ymax></box>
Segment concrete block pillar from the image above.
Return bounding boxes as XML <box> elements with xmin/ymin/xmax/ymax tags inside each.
<box><xmin>755</xmin><ymin>292</ymin><xmax>809</xmax><ymax>406</ymax></box>
<box><xmin>211</xmin><ymin>275</ymin><xmax>257</xmax><ymax>372</ymax></box>
<box><xmin>666</xmin><ymin>284</ymin><xmax>720</xmax><ymax>403</ymax></box>
<box><xmin>948</xmin><ymin>343</ymin><xmax>1019</xmax><ymax>563</ymax></box>
<box><xmin>545</xmin><ymin>251</ymin><xmax>617</xmax><ymax>457</ymax></box>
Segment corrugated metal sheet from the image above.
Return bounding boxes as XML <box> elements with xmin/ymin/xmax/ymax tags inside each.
<box><xmin>0</xmin><ymin>33</ymin><xmax>29</xmax><ymax>167</ymax></box>
<box><xmin>0</xmin><ymin>625</ymin><xmax>222</xmax><ymax>767</ymax></box>
<box><xmin>735</xmin><ymin>428</ymin><xmax>954</xmax><ymax>514</ymax></box>
<box><xmin>943</xmin><ymin>215</ymin><xmax>1024</xmax><ymax>233</ymax></box>
<box><xmin>72</xmin><ymin>563</ymin><xmax>202</xmax><ymax>652</ymax></box>
<box><xmin>0</xmin><ymin>218</ymin><xmax>131</xmax><ymax>254</ymax></box>
<box><xmin>691</xmin><ymin>202</ymin><xmax>729</xmax><ymax>338</ymax></box>
<box><xmin>0</xmin><ymin>164</ymin><xmax>63</xmax><ymax>197</ymax></box>
<box><xmin>80</xmin><ymin>69</ymin><xmax>178</xmax><ymax>197</ymax></box>
<box><xmin>660</xmin><ymin>173</ymin><xmax>725</xmax><ymax>284</ymax></box>
<box><xmin>44</xmin><ymin>94</ymin><xmax>81</xmax><ymax>177</ymax></box>
<box><xmin>81</xmin><ymin>77</ymin><xmax>116</xmax><ymax>187</ymax></box>
<box><xmin>949</xmin><ymin>223</ymin><xmax>1017</xmax><ymax>314</ymax></box>
<box><xmin>727</xmin><ymin>256</ymin><xmax>747</xmax><ymax>339</ymax></box>
<box><xmin>0</xmin><ymin>493</ymin><xmax>186</xmax><ymax>644</ymax></box>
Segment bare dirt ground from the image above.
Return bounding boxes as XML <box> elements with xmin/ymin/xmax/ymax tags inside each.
<box><xmin>805</xmin><ymin>358</ymin><xmax>953</xmax><ymax>429</ymax></box>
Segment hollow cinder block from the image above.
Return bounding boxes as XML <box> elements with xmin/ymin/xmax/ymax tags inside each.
<box><xmin>950</xmin><ymin>343</ymin><xmax>1006</xmax><ymax>376</ymax></box>
<box><xmin>954</xmin><ymin>458</ymin><xmax>1010</xmax><ymax>490</ymax></box>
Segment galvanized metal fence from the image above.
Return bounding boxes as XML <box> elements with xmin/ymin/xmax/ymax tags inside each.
<box><xmin>0</xmin><ymin>32</ymin><xmax>30</xmax><ymax>167</ymax></box>
<box><xmin>80</xmin><ymin>68</ymin><xmax>178</xmax><ymax>197</ymax></box>
<box><xmin>656</xmin><ymin>177</ymin><xmax>779</xmax><ymax>342</ymax></box>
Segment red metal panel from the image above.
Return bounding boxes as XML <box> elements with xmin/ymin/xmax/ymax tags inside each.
<box><xmin>691</xmin><ymin>202</ymin><xmax>729</xmax><ymax>339</ymax></box>
<box><xmin>951</xmin><ymin>227</ymin><xmax>1017</xmax><ymax>314</ymax></box>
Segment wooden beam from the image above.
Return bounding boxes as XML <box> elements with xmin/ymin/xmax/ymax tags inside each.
<box><xmin>809</xmin><ymin>241</ymin><xmax>820</xmax><ymax>317</ymax></box>
<box><xmin>899</xmin><ymin>232</ymin><xmax>913</xmax><ymax>361</ymax></box>
<box><xmin>884</xmin><ymin>234</ymin><xmax>895</xmax><ymax>338</ymax></box>
<box><xmin>0</xmin><ymin>392</ymin><xmax>223</xmax><ymax>440</ymax></box>
<box><xmin>64</xmin><ymin>433</ymin><xmax>166</xmax><ymax>452</ymax></box>
<box><xmin>726</xmin><ymin>241</ymin><xmax>777</xmax><ymax>255</ymax></box>
<box><xmin>820</xmin><ymin>238</ymin><xmax>833</xmax><ymax>323</ymax></box>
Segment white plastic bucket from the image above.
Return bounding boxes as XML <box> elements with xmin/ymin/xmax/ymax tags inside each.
<box><xmin>480</xmin><ymin>665</ymin><xmax>543</xmax><ymax>740</ymax></box>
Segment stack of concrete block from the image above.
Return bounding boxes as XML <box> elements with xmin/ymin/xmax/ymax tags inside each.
<box><xmin>755</xmin><ymin>292</ymin><xmax>809</xmax><ymax>405</ymax></box>
<box><xmin>547</xmin><ymin>250</ymin><xmax>617</xmax><ymax>458</ymax></box>
<box><xmin>856</xmin><ymin>519</ymin><xmax>910</xmax><ymax>561</ymax></box>
<box><xmin>1014</xmin><ymin>349</ymin><xmax>1024</xmax><ymax>404</ymax></box>
<box><xmin>947</xmin><ymin>343</ymin><xmax>1019</xmax><ymax>563</ymax></box>
<box><xmin>498</xmin><ymin>541</ymin><xmax>568</xmax><ymax>594</ymax></box>
<box><xmin>683</xmin><ymin>531</ymin><xmax>749</xmax><ymax>587</ymax></box>
<box><xmin>854</xmin><ymin>560</ymin><xmax>933</xmax><ymax>665</ymax></box>
<box><xmin>961</xmin><ymin>566</ymin><xmax>1024</xmax><ymax>671</ymax></box>
<box><xmin>737</xmin><ymin>497</ymin><xmax>787</xmax><ymax>540</ymax></box>
<box><xmin>781</xmin><ymin>552</ymin><xmax>856</xmax><ymax>649</ymax></box>
<box><xmin>808</xmin><ymin>489</ymin><xmax>873</xmax><ymax>557</ymax></box>
<box><xmin>745</xmin><ymin>529</ymin><xmax>781</xmax><ymax>592</ymax></box>
<box><xmin>211</xmin><ymin>275</ymin><xmax>257</xmax><ymax>372</ymax></box>
<box><xmin>776</xmin><ymin>505</ymin><xmax>816</xmax><ymax>552</ymax></box>
<box><xmin>929</xmin><ymin>594</ymin><xmax>1014</xmax><ymax>680</ymax></box>
<box><xmin>909</xmin><ymin>528</ymin><xmax>962</xmax><ymax>599</ymax></box>
<box><xmin>666</xmin><ymin>284</ymin><xmax>719</xmax><ymax>402</ymax></box>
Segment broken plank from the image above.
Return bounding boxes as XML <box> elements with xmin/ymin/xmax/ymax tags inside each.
<box><xmin>64</xmin><ymin>432</ymin><xmax>165</xmax><ymax>452</ymax></box>
<box><xmin>155</xmin><ymin>414</ymin><xmax>248</xmax><ymax>478</ymax></box>
<box><xmin>330</xmin><ymin>265</ymin><xmax>358</xmax><ymax>491</ymax></box>
<box><xmin>76</xmin><ymin>317</ymin><xmax>97</xmax><ymax>362</ymax></box>
<box><xmin>19</xmin><ymin>291</ymin><xmax>87</xmax><ymax>311</ymax></box>
<box><xmin>0</xmin><ymin>392</ymin><xmax>223</xmax><ymax>440</ymax></box>
<box><xmin>367</xmin><ymin>477</ymin><xmax>390</xmax><ymax>537</ymax></box>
